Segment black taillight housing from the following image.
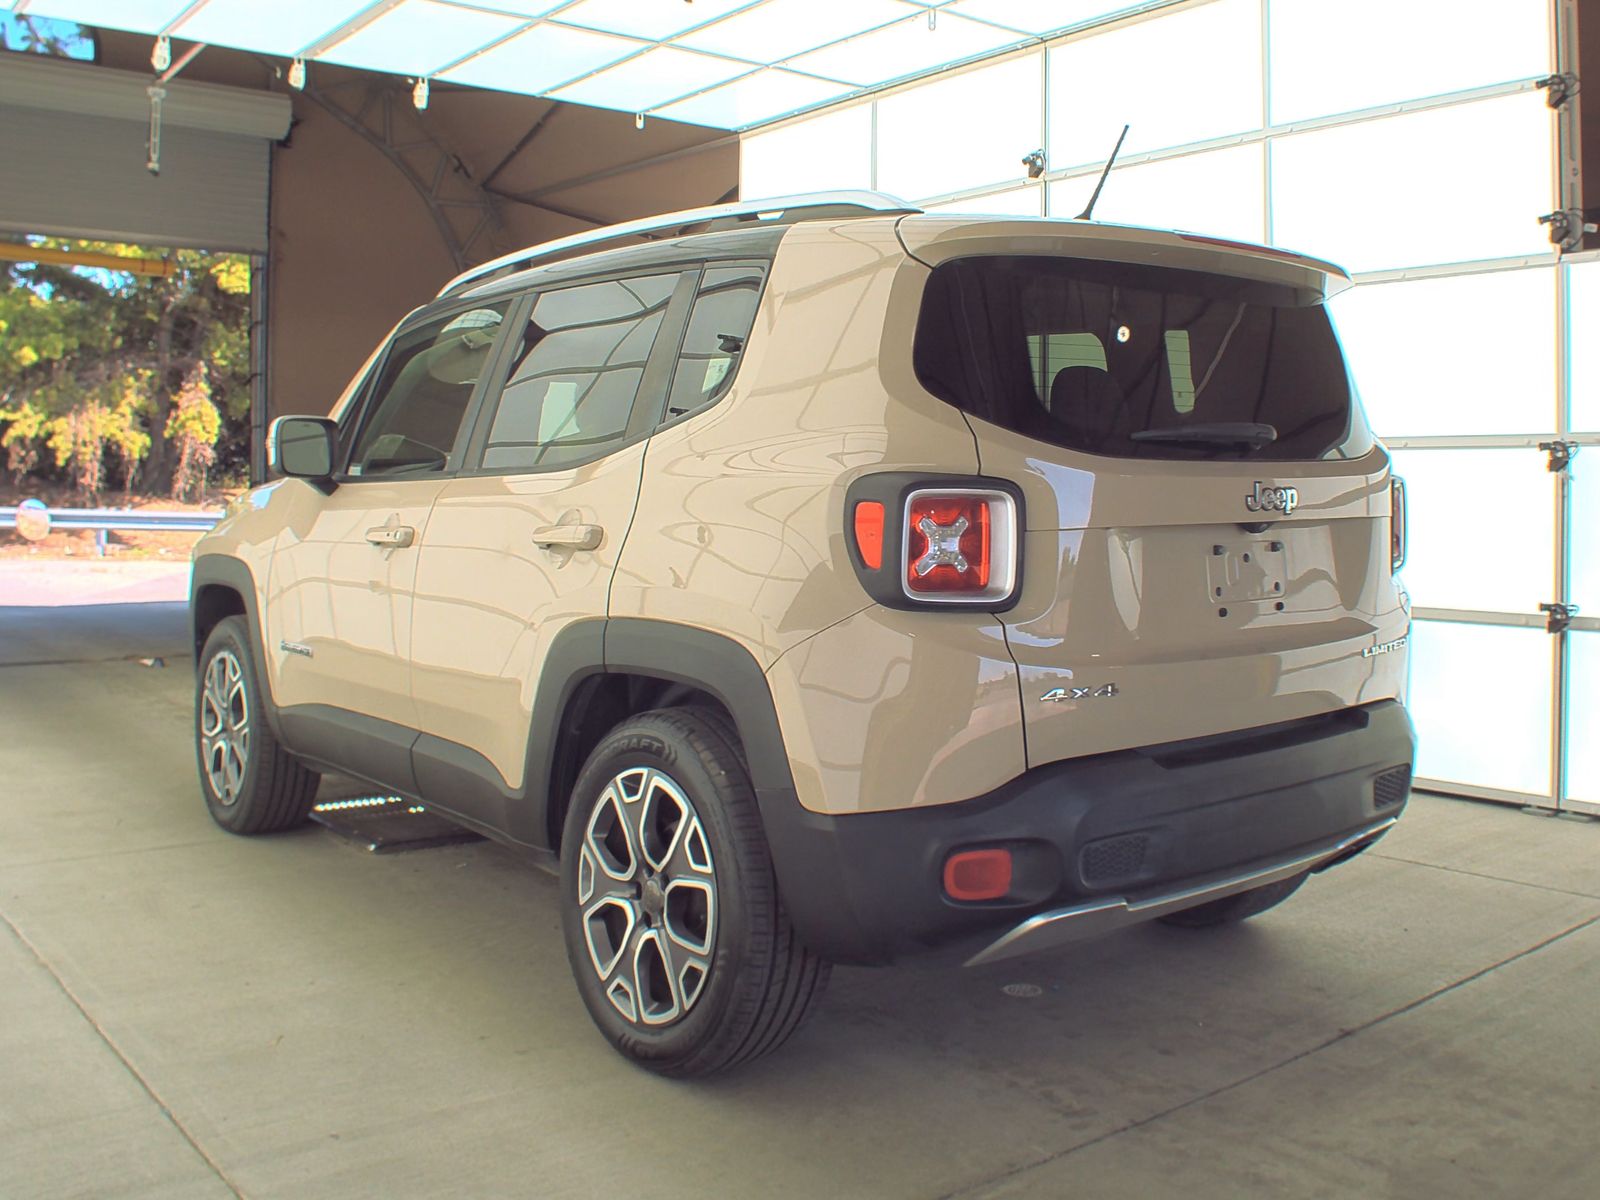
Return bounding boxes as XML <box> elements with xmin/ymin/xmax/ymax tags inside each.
<box><xmin>1390</xmin><ymin>475</ymin><xmax>1407</xmax><ymax>574</ymax></box>
<box><xmin>845</xmin><ymin>474</ymin><xmax>1024</xmax><ymax>610</ymax></box>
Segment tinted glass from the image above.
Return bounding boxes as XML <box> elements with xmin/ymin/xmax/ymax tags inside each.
<box><xmin>275</xmin><ymin>418</ymin><xmax>333</xmax><ymax>478</ymax></box>
<box><xmin>663</xmin><ymin>265</ymin><xmax>764</xmax><ymax>422</ymax></box>
<box><xmin>348</xmin><ymin>302</ymin><xmax>510</xmax><ymax>477</ymax></box>
<box><xmin>914</xmin><ymin>256</ymin><xmax>1362</xmax><ymax>461</ymax></box>
<box><xmin>483</xmin><ymin>274</ymin><xmax>676</xmax><ymax>471</ymax></box>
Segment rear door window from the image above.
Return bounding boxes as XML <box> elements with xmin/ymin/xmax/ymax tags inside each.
<box><xmin>662</xmin><ymin>264</ymin><xmax>765</xmax><ymax>423</ymax></box>
<box><xmin>480</xmin><ymin>273</ymin><xmax>678</xmax><ymax>472</ymax></box>
<box><xmin>915</xmin><ymin>255</ymin><xmax>1361</xmax><ymax>460</ymax></box>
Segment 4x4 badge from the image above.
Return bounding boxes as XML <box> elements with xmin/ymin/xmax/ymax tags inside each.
<box><xmin>1245</xmin><ymin>481</ymin><xmax>1299</xmax><ymax>515</ymax></box>
<box><xmin>1041</xmin><ymin>684</ymin><xmax>1118</xmax><ymax>702</ymax></box>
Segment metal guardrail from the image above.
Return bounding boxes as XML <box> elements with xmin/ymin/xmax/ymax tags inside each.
<box><xmin>0</xmin><ymin>500</ymin><xmax>222</xmax><ymax>550</ymax></box>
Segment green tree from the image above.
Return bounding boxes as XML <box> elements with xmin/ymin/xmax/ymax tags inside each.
<box><xmin>0</xmin><ymin>240</ymin><xmax>251</xmax><ymax>501</ymax></box>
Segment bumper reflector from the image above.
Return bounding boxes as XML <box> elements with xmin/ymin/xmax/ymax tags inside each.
<box><xmin>943</xmin><ymin>848</ymin><xmax>1013</xmax><ymax>902</ymax></box>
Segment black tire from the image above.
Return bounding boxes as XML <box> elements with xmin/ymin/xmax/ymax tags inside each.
<box><xmin>1157</xmin><ymin>871</ymin><xmax>1309</xmax><ymax>929</ymax></box>
<box><xmin>559</xmin><ymin>706</ymin><xmax>830</xmax><ymax>1077</ymax></box>
<box><xmin>195</xmin><ymin>615</ymin><xmax>319</xmax><ymax>835</ymax></box>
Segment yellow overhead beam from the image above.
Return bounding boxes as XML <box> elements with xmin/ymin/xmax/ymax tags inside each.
<box><xmin>0</xmin><ymin>240</ymin><xmax>178</xmax><ymax>278</ymax></box>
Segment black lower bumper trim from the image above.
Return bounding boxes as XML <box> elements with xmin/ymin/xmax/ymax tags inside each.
<box><xmin>758</xmin><ymin>700</ymin><xmax>1416</xmax><ymax>965</ymax></box>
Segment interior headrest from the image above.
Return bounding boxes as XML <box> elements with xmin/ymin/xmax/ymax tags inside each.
<box><xmin>1049</xmin><ymin>365</ymin><xmax>1124</xmax><ymax>419</ymax></box>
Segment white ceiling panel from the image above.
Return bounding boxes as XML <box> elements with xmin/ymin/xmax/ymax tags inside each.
<box><xmin>554</xmin><ymin>0</ymin><xmax>759</xmax><ymax>42</ymax></box>
<box><xmin>677</xmin><ymin>0</ymin><xmax>917</xmax><ymax>63</ymax></box>
<box><xmin>21</xmin><ymin>0</ymin><xmax>187</xmax><ymax>35</ymax></box>
<box><xmin>441</xmin><ymin>21</ymin><xmax>643</xmax><ymax>96</ymax></box>
<box><xmin>550</xmin><ymin>45</ymin><xmax>753</xmax><ymax>112</ymax></box>
<box><xmin>945</xmin><ymin>0</ymin><xmax>1139</xmax><ymax>36</ymax></box>
<box><xmin>789</xmin><ymin>11</ymin><xmax>1018</xmax><ymax>87</ymax></box>
<box><xmin>26</xmin><ymin>0</ymin><xmax>1150</xmax><ymax>129</ymax></box>
<box><xmin>655</xmin><ymin>68</ymin><xmax>856</xmax><ymax>129</ymax></box>
<box><xmin>319</xmin><ymin>0</ymin><xmax>526</xmax><ymax>77</ymax></box>
<box><xmin>454</xmin><ymin>0</ymin><xmax>569</xmax><ymax>15</ymax></box>
<box><xmin>170</xmin><ymin>0</ymin><xmax>373</xmax><ymax>59</ymax></box>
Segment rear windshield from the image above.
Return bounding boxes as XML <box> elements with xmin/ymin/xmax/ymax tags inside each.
<box><xmin>913</xmin><ymin>255</ymin><xmax>1365</xmax><ymax>461</ymax></box>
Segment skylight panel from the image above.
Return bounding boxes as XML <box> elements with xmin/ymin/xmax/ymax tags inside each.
<box><xmin>318</xmin><ymin>0</ymin><xmax>525</xmax><ymax>77</ymax></box>
<box><xmin>676</xmin><ymin>0</ymin><xmax>917</xmax><ymax>64</ymax></box>
<box><xmin>551</xmin><ymin>45</ymin><xmax>753</xmax><ymax>113</ymax></box>
<box><xmin>554</xmin><ymin>0</ymin><xmax>759</xmax><ymax>42</ymax></box>
<box><xmin>170</xmin><ymin>0</ymin><xmax>373</xmax><ymax>58</ymax></box>
<box><xmin>656</xmin><ymin>68</ymin><xmax>857</xmax><ymax>129</ymax></box>
<box><xmin>944</xmin><ymin>0</ymin><xmax>1140</xmax><ymax>36</ymax></box>
<box><xmin>23</xmin><ymin>0</ymin><xmax>187</xmax><ymax>35</ymax></box>
<box><xmin>442</xmin><ymin>22</ymin><xmax>645</xmax><ymax>97</ymax></box>
<box><xmin>446</xmin><ymin>0</ymin><xmax>568</xmax><ymax>15</ymax></box>
<box><xmin>788</xmin><ymin>10</ymin><xmax>1019</xmax><ymax>87</ymax></box>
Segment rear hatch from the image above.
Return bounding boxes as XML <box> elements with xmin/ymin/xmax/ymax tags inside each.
<box><xmin>899</xmin><ymin>217</ymin><xmax>1406</xmax><ymax>766</ymax></box>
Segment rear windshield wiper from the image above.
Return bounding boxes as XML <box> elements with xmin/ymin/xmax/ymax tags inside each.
<box><xmin>1129</xmin><ymin>422</ymin><xmax>1278</xmax><ymax>449</ymax></box>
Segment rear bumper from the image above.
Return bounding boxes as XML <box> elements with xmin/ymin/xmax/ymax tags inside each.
<box><xmin>964</xmin><ymin>817</ymin><xmax>1394</xmax><ymax>966</ymax></box>
<box><xmin>757</xmin><ymin>699</ymin><xmax>1415</xmax><ymax>966</ymax></box>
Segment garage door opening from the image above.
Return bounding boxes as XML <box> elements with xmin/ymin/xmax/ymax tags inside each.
<box><xmin>0</xmin><ymin>235</ymin><xmax>254</xmax><ymax>606</ymax></box>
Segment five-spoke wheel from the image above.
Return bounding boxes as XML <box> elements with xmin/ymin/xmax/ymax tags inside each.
<box><xmin>200</xmin><ymin>648</ymin><xmax>251</xmax><ymax>806</ymax></box>
<box><xmin>578</xmin><ymin>766</ymin><xmax>717</xmax><ymax>1026</ymax></box>
<box><xmin>195</xmin><ymin>615</ymin><xmax>319</xmax><ymax>834</ymax></box>
<box><xmin>560</xmin><ymin>708</ymin><xmax>829</xmax><ymax>1077</ymax></box>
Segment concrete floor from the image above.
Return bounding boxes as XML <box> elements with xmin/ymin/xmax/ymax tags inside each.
<box><xmin>2</xmin><ymin>599</ymin><xmax>1597</xmax><ymax>1200</ymax></box>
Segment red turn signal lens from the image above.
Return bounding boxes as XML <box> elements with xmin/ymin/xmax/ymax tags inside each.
<box><xmin>943</xmin><ymin>848</ymin><xmax>1013</xmax><ymax>902</ymax></box>
<box><xmin>906</xmin><ymin>494</ymin><xmax>992</xmax><ymax>593</ymax></box>
<box><xmin>853</xmin><ymin>500</ymin><xmax>885</xmax><ymax>570</ymax></box>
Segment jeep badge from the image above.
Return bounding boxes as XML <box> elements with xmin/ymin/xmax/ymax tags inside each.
<box><xmin>1245</xmin><ymin>481</ymin><xmax>1299</xmax><ymax>516</ymax></box>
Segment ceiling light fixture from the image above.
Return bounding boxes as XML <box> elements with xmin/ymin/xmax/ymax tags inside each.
<box><xmin>635</xmin><ymin>112</ymin><xmax>646</xmax><ymax>130</ymax></box>
<box><xmin>413</xmin><ymin>76</ymin><xmax>430</xmax><ymax>111</ymax></box>
<box><xmin>287</xmin><ymin>57</ymin><xmax>306</xmax><ymax>90</ymax></box>
<box><xmin>151</xmin><ymin>34</ymin><xmax>171</xmax><ymax>71</ymax></box>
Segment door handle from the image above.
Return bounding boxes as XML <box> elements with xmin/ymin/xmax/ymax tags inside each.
<box><xmin>533</xmin><ymin>524</ymin><xmax>603</xmax><ymax>551</ymax></box>
<box><xmin>365</xmin><ymin>525</ymin><xmax>415</xmax><ymax>548</ymax></box>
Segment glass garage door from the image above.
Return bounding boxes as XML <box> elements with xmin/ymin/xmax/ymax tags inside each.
<box><xmin>1564</xmin><ymin>260</ymin><xmax>1600</xmax><ymax>813</ymax></box>
<box><xmin>1334</xmin><ymin>263</ymin><xmax>1564</xmax><ymax>808</ymax></box>
<box><xmin>739</xmin><ymin>0</ymin><xmax>1594</xmax><ymax>811</ymax></box>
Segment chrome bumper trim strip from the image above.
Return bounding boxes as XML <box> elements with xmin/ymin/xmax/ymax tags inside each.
<box><xmin>964</xmin><ymin>818</ymin><xmax>1398</xmax><ymax>968</ymax></box>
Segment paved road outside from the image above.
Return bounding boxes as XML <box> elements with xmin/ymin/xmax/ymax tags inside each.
<box><xmin>0</xmin><ymin>559</ymin><xmax>191</xmax><ymax>607</ymax></box>
<box><xmin>1</xmin><ymin>600</ymin><xmax>1597</xmax><ymax>1199</ymax></box>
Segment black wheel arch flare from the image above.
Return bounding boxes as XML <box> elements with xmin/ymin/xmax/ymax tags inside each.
<box><xmin>183</xmin><ymin>566</ymin><xmax>874</xmax><ymax>959</ymax></box>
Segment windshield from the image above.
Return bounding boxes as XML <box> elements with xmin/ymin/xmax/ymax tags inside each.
<box><xmin>912</xmin><ymin>255</ymin><xmax>1368</xmax><ymax>461</ymax></box>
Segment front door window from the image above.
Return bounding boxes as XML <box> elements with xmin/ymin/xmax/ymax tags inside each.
<box><xmin>348</xmin><ymin>303</ymin><xmax>510</xmax><ymax>476</ymax></box>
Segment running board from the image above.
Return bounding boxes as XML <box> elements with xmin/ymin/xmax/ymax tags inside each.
<box><xmin>964</xmin><ymin>818</ymin><xmax>1397</xmax><ymax>968</ymax></box>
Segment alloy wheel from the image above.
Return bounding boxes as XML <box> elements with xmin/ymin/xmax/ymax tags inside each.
<box><xmin>200</xmin><ymin>649</ymin><xmax>251</xmax><ymax>805</ymax></box>
<box><xmin>577</xmin><ymin>767</ymin><xmax>717</xmax><ymax>1027</ymax></box>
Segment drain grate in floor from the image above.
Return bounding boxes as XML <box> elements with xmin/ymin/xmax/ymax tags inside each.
<box><xmin>311</xmin><ymin>796</ymin><xmax>485</xmax><ymax>854</ymax></box>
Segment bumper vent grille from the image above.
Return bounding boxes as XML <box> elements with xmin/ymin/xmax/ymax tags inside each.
<box><xmin>1080</xmin><ymin>833</ymin><xmax>1150</xmax><ymax>886</ymax></box>
<box><xmin>1374</xmin><ymin>766</ymin><xmax>1411</xmax><ymax>809</ymax></box>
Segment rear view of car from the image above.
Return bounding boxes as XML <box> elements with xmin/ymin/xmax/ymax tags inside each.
<box><xmin>757</xmin><ymin>215</ymin><xmax>1415</xmax><ymax>971</ymax></box>
<box><xmin>191</xmin><ymin>193</ymin><xmax>1414</xmax><ymax>1077</ymax></box>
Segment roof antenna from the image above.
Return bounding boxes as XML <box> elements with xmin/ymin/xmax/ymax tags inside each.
<box><xmin>1074</xmin><ymin>124</ymin><xmax>1129</xmax><ymax>221</ymax></box>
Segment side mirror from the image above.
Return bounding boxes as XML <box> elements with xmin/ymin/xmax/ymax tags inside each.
<box><xmin>270</xmin><ymin>416</ymin><xmax>338</xmax><ymax>482</ymax></box>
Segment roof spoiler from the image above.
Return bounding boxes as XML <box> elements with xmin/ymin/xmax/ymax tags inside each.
<box><xmin>438</xmin><ymin>190</ymin><xmax>921</xmax><ymax>297</ymax></box>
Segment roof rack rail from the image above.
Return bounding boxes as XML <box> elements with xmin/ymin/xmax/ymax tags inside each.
<box><xmin>438</xmin><ymin>190</ymin><xmax>920</xmax><ymax>297</ymax></box>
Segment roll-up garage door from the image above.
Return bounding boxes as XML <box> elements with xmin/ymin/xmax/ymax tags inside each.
<box><xmin>0</xmin><ymin>53</ymin><xmax>291</xmax><ymax>252</ymax></box>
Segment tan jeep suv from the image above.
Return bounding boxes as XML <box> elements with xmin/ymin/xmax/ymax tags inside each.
<box><xmin>190</xmin><ymin>191</ymin><xmax>1415</xmax><ymax>1076</ymax></box>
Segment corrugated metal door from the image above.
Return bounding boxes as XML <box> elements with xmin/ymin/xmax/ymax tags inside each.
<box><xmin>0</xmin><ymin>55</ymin><xmax>289</xmax><ymax>252</ymax></box>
